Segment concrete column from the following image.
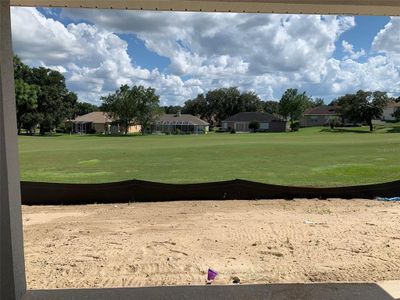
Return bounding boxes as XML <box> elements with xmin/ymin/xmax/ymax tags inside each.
<box><xmin>0</xmin><ymin>0</ymin><xmax>27</xmax><ymax>299</ymax></box>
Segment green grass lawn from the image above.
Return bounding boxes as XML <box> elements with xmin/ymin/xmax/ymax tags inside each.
<box><xmin>18</xmin><ymin>125</ymin><xmax>400</xmax><ymax>187</ymax></box>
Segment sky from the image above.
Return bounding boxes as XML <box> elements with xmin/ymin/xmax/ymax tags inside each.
<box><xmin>9</xmin><ymin>7</ymin><xmax>400</xmax><ymax>106</ymax></box>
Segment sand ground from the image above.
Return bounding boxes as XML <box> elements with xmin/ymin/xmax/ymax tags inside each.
<box><xmin>22</xmin><ymin>199</ymin><xmax>400</xmax><ymax>289</ymax></box>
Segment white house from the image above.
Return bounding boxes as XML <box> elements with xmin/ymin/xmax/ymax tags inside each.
<box><xmin>382</xmin><ymin>102</ymin><xmax>400</xmax><ymax>121</ymax></box>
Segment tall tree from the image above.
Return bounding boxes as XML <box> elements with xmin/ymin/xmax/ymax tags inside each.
<box><xmin>206</xmin><ymin>87</ymin><xmax>242</xmax><ymax>124</ymax></box>
<box><xmin>13</xmin><ymin>56</ymin><xmax>32</xmax><ymax>82</ymax></box>
<box><xmin>309</xmin><ymin>97</ymin><xmax>325</xmax><ymax>107</ymax></box>
<box><xmin>75</xmin><ymin>101</ymin><xmax>99</xmax><ymax>117</ymax></box>
<box><xmin>279</xmin><ymin>88</ymin><xmax>310</xmax><ymax>129</ymax></box>
<box><xmin>182</xmin><ymin>94</ymin><xmax>211</xmax><ymax>123</ymax></box>
<box><xmin>163</xmin><ymin>105</ymin><xmax>183</xmax><ymax>114</ymax></box>
<box><xmin>183</xmin><ymin>87</ymin><xmax>263</xmax><ymax>125</ymax></box>
<box><xmin>15</xmin><ymin>79</ymin><xmax>39</xmax><ymax>134</ymax></box>
<box><xmin>63</xmin><ymin>92</ymin><xmax>79</xmax><ymax>120</ymax></box>
<box><xmin>101</xmin><ymin>85</ymin><xmax>138</xmax><ymax>135</ymax></box>
<box><xmin>135</xmin><ymin>86</ymin><xmax>162</xmax><ymax>135</ymax></box>
<box><xmin>263</xmin><ymin>100</ymin><xmax>280</xmax><ymax>115</ymax></box>
<box><xmin>14</xmin><ymin>56</ymin><xmax>79</xmax><ymax>134</ymax></box>
<box><xmin>101</xmin><ymin>85</ymin><xmax>161</xmax><ymax>135</ymax></box>
<box><xmin>29</xmin><ymin>68</ymin><xmax>70</xmax><ymax>134</ymax></box>
<box><xmin>337</xmin><ymin>90</ymin><xmax>389</xmax><ymax>131</ymax></box>
<box><xmin>239</xmin><ymin>91</ymin><xmax>263</xmax><ymax>112</ymax></box>
<box><xmin>393</xmin><ymin>108</ymin><xmax>400</xmax><ymax>121</ymax></box>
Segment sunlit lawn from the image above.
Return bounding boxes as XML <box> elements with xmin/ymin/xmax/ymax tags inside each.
<box><xmin>18</xmin><ymin>125</ymin><xmax>400</xmax><ymax>187</ymax></box>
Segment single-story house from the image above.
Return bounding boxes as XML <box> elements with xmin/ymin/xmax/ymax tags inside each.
<box><xmin>68</xmin><ymin>112</ymin><xmax>142</xmax><ymax>134</ymax></box>
<box><xmin>150</xmin><ymin>112</ymin><xmax>209</xmax><ymax>134</ymax></box>
<box><xmin>221</xmin><ymin>112</ymin><xmax>287</xmax><ymax>132</ymax></box>
<box><xmin>381</xmin><ymin>102</ymin><xmax>400</xmax><ymax>121</ymax></box>
<box><xmin>300</xmin><ymin>106</ymin><xmax>340</xmax><ymax>127</ymax></box>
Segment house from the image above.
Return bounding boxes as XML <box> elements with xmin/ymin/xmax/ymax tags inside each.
<box><xmin>382</xmin><ymin>102</ymin><xmax>400</xmax><ymax>121</ymax></box>
<box><xmin>69</xmin><ymin>112</ymin><xmax>141</xmax><ymax>134</ymax></box>
<box><xmin>150</xmin><ymin>112</ymin><xmax>209</xmax><ymax>134</ymax></box>
<box><xmin>221</xmin><ymin>112</ymin><xmax>287</xmax><ymax>132</ymax></box>
<box><xmin>300</xmin><ymin>106</ymin><xmax>340</xmax><ymax>127</ymax></box>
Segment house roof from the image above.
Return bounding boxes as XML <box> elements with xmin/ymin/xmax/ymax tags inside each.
<box><xmin>73</xmin><ymin>112</ymin><xmax>113</xmax><ymax>124</ymax></box>
<box><xmin>303</xmin><ymin>106</ymin><xmax>339</xmax><ymax>116</ymax></box>
<box><xmin>386</xmin><ymin>102</ymin><xmax>400</xmax><ymax>108</ymax></box>
<box><xmin>222</xmin><ymin>112</ymin><xmax>284</xmax><ymax>123</ymax></box>
<box><xmin>156</xmin><ymin>114</ymin><xmax>209</xmax><ymax>126</ymax></box>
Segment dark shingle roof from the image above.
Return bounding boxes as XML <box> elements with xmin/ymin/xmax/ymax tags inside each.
<box><xmin>303</xmin><ymin>106</ymin><xmax>339</xmax><ymax>116</ymax></box>
<box><xmin>222</xmin><ymin>112</ymin><xmax>284</xmax><ymax>123</ymax></box>
<box><xmin>156</xmin><ymin>114</ymin><xmax>209</xmax><ymax>126</ymax></box>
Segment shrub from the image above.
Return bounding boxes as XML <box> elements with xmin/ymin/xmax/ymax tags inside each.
<box><xmin>328</xmin><ymin>116</ymin><xmax>342</xmax><ymax>129</ymax></box>
<box><xmin>215</xmin><ymin>128</ymin><xmax>228</xmax><ymax>133</ymax></box>
<box><xmin>55</xmin><ymin>128</ymin><xmax>65</xmax><ymax>133</ymax></box>
<box><xmin>230</xmin><ymin>128</ymin><xmax>236</xmax><ymax>134</ymax></box>
<box><xmin>64</xmin><ymin>123</ymin><xmax>73</xmax><ymax>133</ymax></box>
<box><xmin>248</xmin><ymin>121</ymin><xmax>260</xmax><ymax>132</ymax></box>
<box><xmin>290</xmin><ymin>121</ymin><xmax>300</xmax><ymax>131</ymax></box>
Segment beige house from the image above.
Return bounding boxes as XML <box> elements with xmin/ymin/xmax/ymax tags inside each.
<box><xmin>69</xmin><ymin>112</ymin><xmax>141</xmax><ymax>134</ymax></box>
<box><xmin>382</xmin><ymin>102</ymin><xmax>400</xmax><ymax>121</ymax></box>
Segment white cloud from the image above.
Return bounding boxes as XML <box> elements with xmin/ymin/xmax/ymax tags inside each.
<box><xmin>326</xmin><ymin>56</ymin><xmax>400</xmax><ymax>94</ymax></box>
<box><xmin>373</xmin><ymin>17</ymin><xmax>400</xmax><ymax>65</ymax></box>
<box><xmin>61</xmin><ymin>10</ymin><xmax>354</xmax><ymax>78</ymax></box>
<box><xmin>341</xmin><ymin>40</ymin><xmax>366</xmax><ymax>60</ymax></box>
<box><xmin>10</xmin><ymin>8</ymin><xmax>400</xmax><ymax>105</ymax></box>
<box><xmin>62</xmin><ymin>10</ymin><xmax>387</xmax><ymax>101</ymax></box>
<box><xmin>11</xmin><ymin>7</ymin><xmax>201</xmax><ymax>105</ymax></box>
<box><xmin>11</xmin><ymin>7</ymin><xmax>83</xmax><ymax>66</ymax></box>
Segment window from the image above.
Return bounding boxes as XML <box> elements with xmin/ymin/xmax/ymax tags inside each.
<box><xmin>235</xmin><ymin>122</ymin><xmax>248</xmax><ymax>131</ymax></box>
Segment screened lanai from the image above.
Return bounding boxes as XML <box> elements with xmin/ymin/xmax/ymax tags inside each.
<box><xmin>151</xmin><ymin>113</ymin><xmax>209</xmax><ymax>134</ymax></box>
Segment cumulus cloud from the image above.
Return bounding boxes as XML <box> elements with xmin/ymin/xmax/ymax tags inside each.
<box><xmin>11</xmin><ymin>7</ymin><xmax>203</xmax><ymax>105</ymax></box>
<box><xmin>327</xmin><ymin>56</ymin><xmax>400</xmax><ymax>94</ymax></box>
<box><xmin>373</xmin><ymin>17</ymin><xmax>400</xmax><ymax>65</ymax></box>
<box><xmin>11</xmin><ymin>7</ymin><xmax>83</xmax><ymax>66</ymax></box>
<box><xmin>61</xmin><ymin>10</ymin><xmax>354</xmax><ymax>79</ymax></box>
<box><xmin>10</xmin><ymin>7</ymin><xmax>400</xmax><ymax>105</ymax></box>
<box><xmin>341</xmin><ymin>40</ymin><xmax>366</xmax><ymax>60</ymax></box>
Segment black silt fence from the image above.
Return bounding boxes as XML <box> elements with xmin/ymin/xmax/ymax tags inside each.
<box><xmin>20</xmin><ymin>179</ymin><xmax>400</xmax><ymax>205</ymax></box>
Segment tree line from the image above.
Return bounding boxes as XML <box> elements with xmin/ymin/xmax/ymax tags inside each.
<box><xmin>14</xmin><ymin>56</ymin><xmax>399</xmax><ymax>135</ymax></box>
<box><xmin>172</xmin><ymin>87</ymin><xmax>323</xmax><ymax>127</ymax></box>
<box><xmin>14</xmin><ymin>56</ymin><xmax>98</xmax><ymax>135</ymax></box>
<box><xmin>172</xmin><ymin>87</ymin><xmax>397</xmax><ymax>132</ymax></box>
<box><xmin>14</xmin><ymin>56</ymin><xmax>162</xmax><ymax>135</ymax></box>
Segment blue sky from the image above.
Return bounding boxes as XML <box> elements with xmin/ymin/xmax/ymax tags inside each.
<box><xmin>10</xmin><ymin>8</ymin><xmax>400</xmax><ymax>105</ymax></box>
<box><xmin>121</xmin><ymin>33</ymin><xmax>171</xmax><ymax>72</ymax></box>
<box><xmin>333</xmin><ymin>16</ymin><xmax>389</xmax><ymax>61</ymax></box>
